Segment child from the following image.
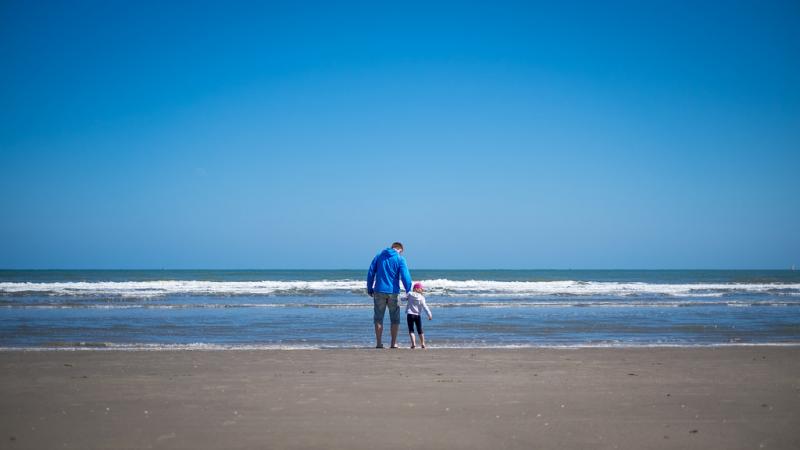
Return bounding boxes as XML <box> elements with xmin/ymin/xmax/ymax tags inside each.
<box><xmin>405</xmin><ymin>282</ymin><xmax>432</xmax><ymax>349</ymax></box>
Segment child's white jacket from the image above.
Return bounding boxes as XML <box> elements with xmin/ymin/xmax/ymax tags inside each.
<box><xmin>404</xmin><ymin>292</ymin><xmax>432</xmax><ymax>319</ymax></box>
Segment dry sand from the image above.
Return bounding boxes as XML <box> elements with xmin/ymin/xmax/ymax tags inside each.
<box><xmin>1</xmin><ymin>347</ymin><xmax>798</xmax><ymax>449</ymax></box>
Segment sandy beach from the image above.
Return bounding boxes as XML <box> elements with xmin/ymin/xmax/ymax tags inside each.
<box><xmin>1</xmin><ymin>347</ymin><xmax>798</xmax><ymax>449</ymax></box>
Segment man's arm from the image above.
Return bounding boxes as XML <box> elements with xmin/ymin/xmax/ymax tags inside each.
<box><xmin>399</xmin><ymin>257</ymin><xmax>412</xmax><ymax>293</ymax></box>
<box><xmin>366</xmin><ymin>255</ymin><xmax>378</xmax><ymax>295</ymax></box>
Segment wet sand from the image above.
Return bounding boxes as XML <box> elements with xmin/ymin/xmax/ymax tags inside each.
<box><xmin>1</xmin><ymin>347</ymin><xmax>798</xmax><ymax>449</ymax></box>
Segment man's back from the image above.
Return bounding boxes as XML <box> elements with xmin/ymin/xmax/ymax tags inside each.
<box><xmin>367</xmin><ymin>247</ymin><xmax>412</xmax><ymax>295</ymax></box>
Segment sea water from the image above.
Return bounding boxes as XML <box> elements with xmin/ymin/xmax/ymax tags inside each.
<box><xmin>1</xmin><ymin>270</ymin><xmax>799</xmax><ymax>349</ymax></box>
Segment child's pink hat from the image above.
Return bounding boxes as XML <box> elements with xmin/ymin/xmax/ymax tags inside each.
<box><xmin>413</xmin><ymin>282</ymin><xmax>424</xmax><ymax>291</ymax></box>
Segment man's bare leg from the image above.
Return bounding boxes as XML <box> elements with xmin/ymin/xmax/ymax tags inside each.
<box><xmin>390</xmin><ymin>324</ymin><xmax>399</xmax><ymax>348</ymax></box>
<box><xmin>374</xmin><ymin>322</ymin><xmax>384</xmax><ymax>348</ymax></box>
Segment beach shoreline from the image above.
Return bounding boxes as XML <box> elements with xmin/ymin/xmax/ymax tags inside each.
<box><xmin>1</xmin><ymin>347</ymin><xmax>798</xmax><ymax>449</ymax></box>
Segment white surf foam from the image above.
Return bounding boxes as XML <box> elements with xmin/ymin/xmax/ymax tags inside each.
<box><xmin>0</xmin><ymin>280</ymin><xmax>365</xmax><ymax>297</ymax></box>
<box><xmin>1</xmin><ymin>279</ymin><xmax>799</xmax><ymax>298</ymax></box>
<box><xmin>421</xmin><ymin>279</ymin><xmax>800</xmax><ymax>298</ymax></box>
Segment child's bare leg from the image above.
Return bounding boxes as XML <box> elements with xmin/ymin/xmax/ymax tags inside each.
<box><xmin>419</xmin><ymin>333</ymin><xmax>426</xmax><ymax>348</ymax></box>
<box><xmin>409</xmin><ymin>333</ymin><xmax>416</xmax><ymax>348</ymax></box>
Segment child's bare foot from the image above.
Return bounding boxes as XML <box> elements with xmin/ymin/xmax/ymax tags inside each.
<box><xmin>410</xmin><ymin>345</ymin><xmax>415</xmax><ymax>349</ymax></box>
<box><xmin>421</xmin><ymin>344</ymin><xmax>426</xmax><ymax>349</ymax></box>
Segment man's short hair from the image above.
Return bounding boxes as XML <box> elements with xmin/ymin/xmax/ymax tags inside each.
<box><xmin>391</xmin><ymin>242</ymin><xmax>404</xmax><ymax>251</ymax></box>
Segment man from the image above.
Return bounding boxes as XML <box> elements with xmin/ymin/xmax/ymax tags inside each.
<box><xmin>367</xmin><ymin>242</ymin><xmax>413</xmax><ymax>348</ymax></box>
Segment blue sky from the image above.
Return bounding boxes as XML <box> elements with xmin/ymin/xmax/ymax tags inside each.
<box><xmin>1</xmin><ymin>0</ymin><xmax>798</xmax><ymax>269</ymax></box>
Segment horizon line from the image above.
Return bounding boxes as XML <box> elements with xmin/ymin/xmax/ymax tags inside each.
<box><xmin>0</xmin><ymin>267</ymin><xmax>796</xmax><ymax>272</ymax></box>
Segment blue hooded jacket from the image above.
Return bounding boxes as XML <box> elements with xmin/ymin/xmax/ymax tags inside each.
<box><xmin>367</xmin><ymin>248</ymin><xmax>413</xmax><ymax>295</ymax></box>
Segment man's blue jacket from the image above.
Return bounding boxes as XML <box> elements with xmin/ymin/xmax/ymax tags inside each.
<box><xmin>367</xmin><ymin>247</ymin><xmax>412</xmax><ymax>295</ymax></box>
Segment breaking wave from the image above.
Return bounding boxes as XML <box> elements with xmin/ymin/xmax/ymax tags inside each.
<box><xmin>2</xmin><ymin>279</ymin><xmax>800</xmax><ymax>298</ymax></box>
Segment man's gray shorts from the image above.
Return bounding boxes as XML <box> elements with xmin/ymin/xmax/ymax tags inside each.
<box><xmin>373</xmin><ymin>292</ymin><xmax>400</xmax><ymax>325</ymax></box>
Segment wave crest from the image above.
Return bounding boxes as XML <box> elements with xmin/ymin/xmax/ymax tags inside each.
<box><xmin>1</xmin><ymin>279</ymin><xmax>799</xmax><ymax>298</ymax></box>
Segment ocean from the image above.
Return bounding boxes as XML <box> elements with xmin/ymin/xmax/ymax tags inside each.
<box><xmin>1</xmin><ymin>270</ymin><xmax>799</xmax><ymax>349</ymax></box>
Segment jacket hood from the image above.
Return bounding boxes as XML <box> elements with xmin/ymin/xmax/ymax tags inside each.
<box><xmin>380</xmin><ymin>248</ymin><xmax>398</xmax><ymax>258</ymax></box>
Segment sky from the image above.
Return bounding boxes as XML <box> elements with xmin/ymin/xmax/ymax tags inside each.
<box><xmin>1</xmin><ymin>0</ymin><xmax>798</xmax><ymax>269</ymax></box>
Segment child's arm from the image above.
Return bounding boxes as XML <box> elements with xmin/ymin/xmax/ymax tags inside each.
<box><xmin>422</xmin><ymin>297</ymin><xmax>432</xmax><ymax>320</ymax></box>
